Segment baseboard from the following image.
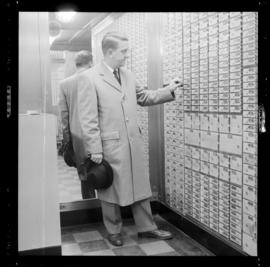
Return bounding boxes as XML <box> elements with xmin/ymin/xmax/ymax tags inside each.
<box><xmin>19</xmin><ymin>245</ymin><xmax>61</xmax><ymax>256</ymax></box>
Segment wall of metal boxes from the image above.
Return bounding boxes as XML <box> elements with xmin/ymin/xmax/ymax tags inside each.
<box><xmin>162</xmin><ymin>12</ymin><xmax>257</xmax><ymax>256</ymax></box>
<box><xmin>93</xmin><ymin>12</ymin><xmax>258</xmax><ymax>256</ymax></box>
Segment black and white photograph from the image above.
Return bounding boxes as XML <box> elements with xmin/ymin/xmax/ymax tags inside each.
<box><xmin>4</xmin><ymin>2</ymin><xmax>268</xmax><ymax>263</ymax></box>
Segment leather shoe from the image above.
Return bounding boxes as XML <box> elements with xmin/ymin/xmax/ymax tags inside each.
<box><xmin>138</xmin><ymin>229</ymin><xmax>173</xmax><ymax>240</ymax></box>
<box><xmin>108</xmin><ymin>233</ymin><xmax>123</xmax><ymax>246</ymax></box>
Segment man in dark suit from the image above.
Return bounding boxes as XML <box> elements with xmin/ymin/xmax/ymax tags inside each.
<box><xmin>59</xmin><ymin>50</ymin><xmax>96</xmax><ymax>199</ymax></box>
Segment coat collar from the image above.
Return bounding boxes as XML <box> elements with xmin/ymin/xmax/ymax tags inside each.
<box><xmin>97</xmin><ymin>61</ymin><xmax>122</xmax><ymax>93</ymax></box>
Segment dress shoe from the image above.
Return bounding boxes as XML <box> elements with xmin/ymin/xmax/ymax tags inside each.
<box><xmin>138</xmin><ymin>229</ymin><xmax>173</xmax><ymax>240</ymax></box>
<box><xmin>108</xmin><ymin>233</ymin><xmax>123</xmax><ymax>246</ymax></box>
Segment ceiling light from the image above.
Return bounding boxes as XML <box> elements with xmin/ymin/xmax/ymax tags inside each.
<box><xmin>56</xmin><ymin>11</ymin><xmax>76</xmax><ymax>23</ymax></box>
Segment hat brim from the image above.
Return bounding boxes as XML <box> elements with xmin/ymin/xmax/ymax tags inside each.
<box><xmin>85</xmin><ymin>158</ymin><xmax>113</xmax><ymax>190</ymax></box>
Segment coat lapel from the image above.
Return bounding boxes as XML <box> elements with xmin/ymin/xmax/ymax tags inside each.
<box><xmin>98</xmin><ymin>62</ymin><xmax>122</xmax><ymax>93</ymax></box>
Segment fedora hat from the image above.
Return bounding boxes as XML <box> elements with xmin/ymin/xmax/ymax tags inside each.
<box><xmin>84</xmin><ymin>158</ymin><xmax>113</xmax><ymax>190</ymax></box>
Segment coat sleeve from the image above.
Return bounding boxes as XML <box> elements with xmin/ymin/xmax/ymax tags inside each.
<box><xmin>77</xmin><ymin>73</ymin><xmax>103</xmax><ymax>156</ymax></box>
<box><xmin>58</xmin><ymin>82</ymin><xmax>70</xmax><ymax>144</ymax></box>
<box><xmin>135</xmin><ymin>81</ymin><xmax>175</xmax><ymax>107</ymax></box>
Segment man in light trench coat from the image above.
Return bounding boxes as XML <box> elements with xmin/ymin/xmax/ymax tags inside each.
<box><xmin>59</xmin><ymin>50</ymin><xmax>96</xmax><ymax>199</ymax></box>
<box><xmin>75</xmin><ymin>32</ymin><xmax>183</xmax><ymax>246</ymax></box>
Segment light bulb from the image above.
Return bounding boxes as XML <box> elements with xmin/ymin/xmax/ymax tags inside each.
<box><xmin>56</xmin><ymin>11</ymin><xmax>76</xmax><ymax>23</ymax></box>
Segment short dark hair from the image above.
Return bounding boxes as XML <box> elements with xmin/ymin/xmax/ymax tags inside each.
<box><xmin>101</xmin><ymin>32</ymin><xmax>128</xmax><ymax>54</ymax></box>
<box><xmin>75</xmin><ymin>50</ymin><xmax>92</xmax><ymax>67</ymax></box>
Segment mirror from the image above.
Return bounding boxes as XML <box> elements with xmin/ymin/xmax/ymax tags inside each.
<box><xmin>48</xmin><ymin>12</ymin><xmax>109</xmax><ymax>204</ymax></box>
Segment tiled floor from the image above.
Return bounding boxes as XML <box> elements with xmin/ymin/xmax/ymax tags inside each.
<box><xmin>57</xmin><ymin>155</ymin><xmax>97</xmax><ymax>202</ymax></box>
<box><xmin>61</xmin><ymin>215</ymin><xmax>214</xmax><ymax>256</ymax></box>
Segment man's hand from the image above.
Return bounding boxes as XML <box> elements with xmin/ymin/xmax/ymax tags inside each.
<box><xmin>166</xmin><ymin>78</ymin><xmax>184</xmax><ymax>93</ymax></box>
<box><xmin>90</xmin><ymin>153</ymin><xmax>103</xmax><ymax>164</ymax></box>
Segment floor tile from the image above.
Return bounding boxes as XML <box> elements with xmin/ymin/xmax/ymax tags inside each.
<box><xmin>96</xmin><ymin>228</ymin><xmax>109</xmax><ymax>239</ymax></box>
<box><xmin>121</xmin><ymin>234</ymin><xmax>138</xmax><ymax>247</ymax></box>
<box><xmin>70</xmin><ymin>195</ymin><xmax>82</xmax><ymax>201</ymax></box>
<box><xmin>83</xmin><ymin>249</ymin><xmax>116</xmax><ymax>256</ymax></box>
<box><xmin>62</xmin><ymin>243</ymin><xmax>82</xmax><ymax>255</ymax></box>
<box><xmin>113</xmin><ymin>245</ymin><xmax>146</xmax><ymax>256</ymax></box>
<box><xmin>130</xmin><ymin>233</ymin><xmax>164</xmax><ymax>245</ymax></box>
<box><xmin>57</xmin><ymin>156</ymin><xmax>83</xmax><ymax>203</ymax></box>
<box><xmin>61</xmin><ymin>226</ymin><xmax>83</xmax><ymax>235</ymax></box>
<box><xmin>157</xmin><ymin>251</ymin><xmax>180</xmax><ymax>256</ymax></box>
<box><xmin>73</xmin><ymin>231</ymin><xmax>103</xmax><ymax>243</ymax></box>
<box><xmin>169</xmin><ymin>237</ymin><xmax>210</xmax><ymax>256</ymax></box>
<box><xmin>61</xmin><ymin>233</ymin><xmax>76</xmax><ymax>245</ymax></box>
<box><xmin>78</xmin><ymin>240</ymin><xmax>110</xmax><ymax>253</ymax></box>
<box><xmin>155</xmin><ymin>215</ymin><xmax>213</xmax><ymax>256</ymax></box>
<box><xmin>139</xmin><ymin>241</ymin><xmax>175</xmax><ymax>255</ymax></box>
<box><xmin>164</xmin><ymin>237</ymin><xmax>189</xmax><ymax>255</ymax></box>
<box><xmin>180</xmin><ymin>243</ymin><xmax>211</xmax><ymax>256</ymax></box>
<box><xmin>122</xmin><ymin>225</ymin><xmax>138</xmax><ymax>236</ymax></box>
<box><xmin>73</xmin><ymin>224</ymin><xmax>108</xmax><ymax>239</ymax></box>
<box><xmin>60</xmin><ymin>197</ymin><xmax>74</xmax><ymax>203</ymax></box>
<box><xmin>69</xmin><ymin>188</ymin><xmax>81</xmax><ymax>194</ymax></box>
<box><xmin>59</xmin><ymin>192</ymin><xmax>70</xmax><ymax>197</ymax></box>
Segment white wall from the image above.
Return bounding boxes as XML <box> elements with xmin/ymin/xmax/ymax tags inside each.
<box><xmin>19</xmin><ymin>12</ymin><xmax>52</xmax><ymax>114</ymax></box>
<box><xmin>18</xmin><ymin>114</ymin><xmax>61</xmax><ymax>252</ymax></box>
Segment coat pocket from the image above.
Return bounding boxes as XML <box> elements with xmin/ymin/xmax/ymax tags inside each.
<box><xmin>101</xmin><ymin>131</ymin><xmax>120</xmax><ymax>141</ymax></box>
<box><xmin>101</xmin><ymin>131</ymin><xmax>120</xmax><ymax>159</ymax></box>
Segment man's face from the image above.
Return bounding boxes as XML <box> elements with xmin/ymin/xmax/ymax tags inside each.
<box><xmin>110</xmin><ymin>40</ymin><xmax>129</xmax><ymax>68</ymax></box>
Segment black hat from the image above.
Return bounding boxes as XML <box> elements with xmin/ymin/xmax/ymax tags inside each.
<box><xmin>85</xmin><ymin>158</ymin><xmax>113</xmax><ymax>190</ymax></box>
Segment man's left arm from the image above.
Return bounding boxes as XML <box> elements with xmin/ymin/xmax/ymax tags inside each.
<box><xmin>58</xmin><ymin>82</ymin><xmax>71</xmax><ymax>145</ymax></box>
<box><xmin>136</xmin><ymin>78</ymin><xmax>183</xmax><ymax>106</ymax></box>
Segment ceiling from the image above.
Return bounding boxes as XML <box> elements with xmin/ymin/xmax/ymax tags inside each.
<box><xmin>49</xmin><ymin>12</ymin><xmax>109</xmax><ymax>51</ymax></box>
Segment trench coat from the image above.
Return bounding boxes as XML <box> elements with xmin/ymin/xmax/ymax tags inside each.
<box><xmin>63</xmin><ymin>62</ymin><xmax>175</xmax><ymax>206</ymax></box>
<box><xmin>59</xmin><ymin>70</ymin><xmax>93</xmax><ymax>181</ymax></box>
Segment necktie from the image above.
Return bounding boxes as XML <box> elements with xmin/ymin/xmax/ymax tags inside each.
<box><xmin>113</xmin><ymin>69</ymin><xmax>121</xmax><ymax>85</ymax></box>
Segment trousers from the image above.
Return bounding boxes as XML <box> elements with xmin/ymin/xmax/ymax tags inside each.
<box><xmin>81</xmin><ymin>180</ymin><xmax>96</xmax><ymax>199</ymax></box>
<box><xmin>100</xmin><ymin>198</ymin><xmax>158</xmax><ymax>234</ymax></box>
